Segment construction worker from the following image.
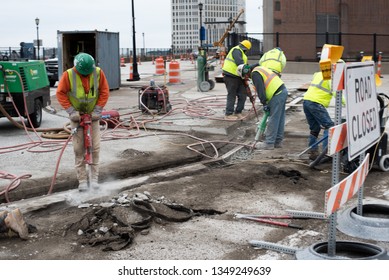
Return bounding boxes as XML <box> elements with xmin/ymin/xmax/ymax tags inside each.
<box><xmin>222</xmin><ymin>40</ymin><xmax>252</xmax><ymax>120</ymax></box>
<box><xmin>251</xmin><ymin>48</ymin><xmax>288</xmax><ymax>150</ymax></box>
<box><xmin>303</xmin><ymin>67</ymin><xmax>346</xmax><ymax>160</ymax></box>
<box><xmin>56</xmin><ymin>53</ymin><xmax>110</xmax><ymax>191</ymax></box>
<box><xmin>0</xmin><ymin>208</ymin><xmax>29</xmax><ymax>239</ymax></box>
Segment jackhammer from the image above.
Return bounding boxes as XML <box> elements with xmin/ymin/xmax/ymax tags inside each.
<box><xmin>252</xmin><ymin>110</ymin><xmax>269</xmax><ymax>151</ymax></box>
<box><xmin>79</xmin><ymin>113</ymin><xmax>93</xmax><ymax>189</ymax></box>
<box><xmin>243</xmin><ymin>76</ymin><xmax>259</xmax><ymax>121</ymax></box>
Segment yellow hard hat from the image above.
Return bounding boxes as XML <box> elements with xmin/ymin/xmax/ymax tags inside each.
<box><xmin>240</xmin><ymin>40</ymin><xmax>252</xmax><ymax>51</ymax></box>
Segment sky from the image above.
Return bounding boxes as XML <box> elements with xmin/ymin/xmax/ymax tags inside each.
<box><xmin>1</xmin><ymin>0</ymin><xmax>263</xmax><ymax>49</ymax></box>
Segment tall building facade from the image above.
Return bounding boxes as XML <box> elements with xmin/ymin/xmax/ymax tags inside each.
<box><xmin>263</xmin><ymin>0</ymin><xmax>389</xmax><ymax>61</ymax></box>
<box><xmin>171</xmin><ymin>0</ymin><xmax>246</xmax><ymax>52</ymax></box>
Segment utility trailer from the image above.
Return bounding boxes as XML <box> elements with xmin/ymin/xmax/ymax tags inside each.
<box><xmin>57</xmin><ymin>30</ymin><xmax>121</xmax><ymax>90</ymax></box>
<box><xmin>0</xmin><ymin>60</ymin><xmax>50</xmax><ymax>127</ymax></box>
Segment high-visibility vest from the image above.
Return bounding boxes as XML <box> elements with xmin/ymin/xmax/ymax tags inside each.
<box><xmin>259</xmin><ymin>48</ymin><xmax>286</xmax><ymax>74</ymax></box>
<box><xmin>303</xmin><ymin>72</ymin><xmax>334</xmax><ymax>108</ymax></box>
<box><xmin>67</xmin><ymin>67</ymin><xmax>100</xmax><ymax>114</ymax></box>
<box><xmin>252</xmin><ymin>66</ymin><xmax>284</xmax><ymax>101</ymax></box>
<box><xmin>222</xmin><ymin>46</ymin><xmax>248</xmax><ymax>77</ymax></box>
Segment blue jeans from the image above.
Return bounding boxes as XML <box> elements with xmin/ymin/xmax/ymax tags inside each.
<box><xmin>303</xmin><ymin>100</ymin><xmax>334</xmax><ymax>151</ymax></box>
<box><xmin>265</xmin><ymin>86</ymin><xmax>288</xmax><ymax>145</ymax></box>
<box><xmin>224</xmin><ymin>75</ymin><xmax>247</xmax><ymax>115</ymax></box>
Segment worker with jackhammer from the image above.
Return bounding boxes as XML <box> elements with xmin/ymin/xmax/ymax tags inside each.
<box><xmin>0</xmin><ymin>208</ymin><xmax>29</xmax><ymax>239</ymax></box>
<box><xmin>303</xmin><ymin>64</ymin><xmax>346</xmax><ymax>161</ymax></box>
<box><xmin>56</xmin><ymin>53</ymin><xmax>110</xmax><ymax>191</ymax></box>
<box><xmin>222</xmin><ymin>40</ymin><xmax>252</xmax><ymax>120</ymax></box>
<box><xmin>251</xmin><ymin>48</ymin><xmax>288</xmax><ymax>150</ymax></box>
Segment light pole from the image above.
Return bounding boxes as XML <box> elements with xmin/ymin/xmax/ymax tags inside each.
<box><xmin>142</xmin><ymin>32</ymin><xmax>145</xmax><ymax>59</ymax></box>
<box><xmin>128</xmin><ymin>0</ymin><xmax>140</xmax><ymax>81</ymax></box>
<box><xmin>35</xmin><ymin>17</ymin><xmax>40</xmax><ymax>60</ymax></box>
<box><xmin>198</xmin><ymin>3</ymin><xmax>204</xmax><ymax>49</ymax></box>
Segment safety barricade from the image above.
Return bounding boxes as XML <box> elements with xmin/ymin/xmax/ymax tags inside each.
<box><xmin>128</xmin><ymin>64</ymin><xmax>133</xmax><ymax>80</ymax></box>
<box><xmin>155</xmin><ymin>57</ymin><xmax>165</xmax><ymax>75</ymax></box>
<box><xmin>168</xmin><ymin>60</ymin><xmax>182</xmax><ymax>84</ymax></box>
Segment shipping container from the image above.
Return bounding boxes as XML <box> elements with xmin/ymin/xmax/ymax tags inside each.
<box><xmin>57</xmin><ymin>30</ymin><xmax>120</xmax><ymax>90</ymax></box>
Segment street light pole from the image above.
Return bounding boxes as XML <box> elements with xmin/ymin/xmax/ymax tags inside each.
<box><xmin>128</xmin><ymin>0</ymin><xmax>140</xmax><ymax>81</ymax></box>
<box><xmin>198</xmin><ymin>3</ymin><xmax>203</xmax><ymax>48</ymax></box>
<box><xmin>35</xmin><ymin>17</ymin><xmax>40</xmax><ymax>60</ymax></box>
<box><xmin>142</xmin><ymin>32</ymin><xmax>145</xmax><ymax>59</ymax></box>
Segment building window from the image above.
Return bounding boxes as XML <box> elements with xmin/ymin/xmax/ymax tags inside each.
<box><xmin>316</xmin><ymin>14</ymin><xmax>340</xmax><ymax>47</ymax></box>
<box><xmin>275</xmin><ymin>1</ymin><xmax>281</xmax><ymax>11</ymax></box>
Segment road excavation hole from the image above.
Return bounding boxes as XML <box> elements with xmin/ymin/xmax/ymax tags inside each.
<box><xmin>310</xmin><ymin>241</ymin><xmax>388</xmax><ymax>260</ymax></box>
<box><xmin>352</xmin><ymin>204</ymin><xmax>389</xmax><ymax>219</ymax></box>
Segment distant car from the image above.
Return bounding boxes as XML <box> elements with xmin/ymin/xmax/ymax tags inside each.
<box><xmin>45</xmin><ymin>57</ymin><xmax>58</xmax><ymax>87</ymax></box>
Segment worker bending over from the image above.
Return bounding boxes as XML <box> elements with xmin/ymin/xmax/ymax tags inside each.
<box><xmin>251</xmin><ymin>48</ymin><xmax>288</xmax><ymax>150</ymax></box>
<box><xmin>303</xmin><ymin>65</ymin><xmax>346</xmax><ymax>160</ymax></box>
<box><xmin>56</xmin><ymin>53</ymin><xmax>110</xmax><ymax>191</ymax></box>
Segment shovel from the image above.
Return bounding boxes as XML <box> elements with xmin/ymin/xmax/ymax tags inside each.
<box><xmin>288</xmin><ymin>135</ymin><xmax>328</xmax><ymax>160</ymax></box>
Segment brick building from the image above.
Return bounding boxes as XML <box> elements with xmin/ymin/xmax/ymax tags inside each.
<box><xmin>263</xmin><ymin>0</ymin><xmax>389</xmax><ymax>61</ymax></box>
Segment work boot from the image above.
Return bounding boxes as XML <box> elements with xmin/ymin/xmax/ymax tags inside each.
<box><xmin>309</xmin><ymin>150</ymin><xmax>319</xmax><ymax>161</ymax></box>
<box><xmin>91</xmin><ymin>180</ymin><xmax>100</xmax><ymax>191</ymax></box>
<box><xmin>234</xmin><ymin>113</ymin><xmax>244</xmax><ymax>119</ymax></box>
<box><xmin>255</xmin><ymin>142</ymin><xmax>274</xmax><ymax>150</ymax></box>
<box><xmin>274</xmin><ymin>141</ymin><xmax>283</xmax><ymax>148</ymax></box>
<box><xmin>4</xmin><ymin>209</ymin><xmax>29</xmax><ymax>240</ymax></box>
<box><xmin>78</xmin><ymin>181</ymin><xmax>89</xmax><ymax>192</ymax></box>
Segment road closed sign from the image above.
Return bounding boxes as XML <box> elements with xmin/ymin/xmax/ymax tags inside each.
<box><xmin>345</xmin><ymin>61</ymin><xmax>380</xmax><ymax>160</ymax></box>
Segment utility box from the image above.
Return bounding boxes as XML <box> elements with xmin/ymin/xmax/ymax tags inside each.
<box><xmin>57</xmin><ymin>30</ymin><xmax>120</xmax><ymax>90</ymax></box>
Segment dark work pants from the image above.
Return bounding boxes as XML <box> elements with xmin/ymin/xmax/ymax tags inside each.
<box><xmin>224</xmin><ymin>75</ymin><xmax>247</xmax><ymax>115</ymax></box>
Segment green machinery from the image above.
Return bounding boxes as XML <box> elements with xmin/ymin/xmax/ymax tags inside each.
<box><xmin>197</xmin><ymin>48</ymin><xmax>215</xmax><ymax>92</ymax></box>
<box><xmin>0</xmin><ymin>60</ymin><xmax>50</xmax><ymax>127</ymax></box>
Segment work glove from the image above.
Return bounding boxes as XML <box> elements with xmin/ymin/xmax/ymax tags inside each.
<box><xmin>263</xmin><ymin>105</ymin><xmax>270</xmax><ymax>113</ymax></box>
<box><xmin>66</xmin><ymin>106</ymin><xmax>80</xmax><ymax>122</ymax></box>
<box><xmin>91</xmin><ymin>105</ymin><xmax>103</xmax><ymax>121</ymax></box>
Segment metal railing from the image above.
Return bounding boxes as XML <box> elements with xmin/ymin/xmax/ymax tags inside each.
<box><xmin>2</xmin><ymin>32</ymin><xmax>388</xmax><ymax>63</ymax></box>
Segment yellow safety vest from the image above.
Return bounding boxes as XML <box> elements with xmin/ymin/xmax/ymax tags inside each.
<box><xmin>259</xmin><ymin>48</ymin><xmax>286</xmax><ymax>73</ymax></box>
<box><xmin>222</xmin><ymin>46</ymin><xmax>248</xmax><ymax>77</ymax></box>
<box><xmin>67</xmin><ymin>68</ymin><xmax>100</xmax><ymax>114</ymax></box>
<box><xmin>303</xmin><ymin>72</ymin><xmax>334</xmax><ymax>108</ymax></box>
<box><xmin>252</xmin><ymin>66</ymin><xmax>284</xmax><ymax>101</ymax></box>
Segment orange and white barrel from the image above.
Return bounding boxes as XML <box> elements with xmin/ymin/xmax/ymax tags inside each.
<box><xmin>168</xmin><ymin>60</ymin><xmax>181</xmax><ymax>84</ymax></box>
<box><xmin>129</xmin><ymin>64</ymin><xmax>133</xmax><ymax>80</ymax></box>
<box><xmin>155</xmin><ymin>57</ymin><xmax>165</xmax><ymax>75</ymax></box>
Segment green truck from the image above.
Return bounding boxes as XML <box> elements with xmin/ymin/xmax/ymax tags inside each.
<box><xmin>0</xmin><ymin>60</ymin><xmax>50</xmax><ymax>127</ymax></box>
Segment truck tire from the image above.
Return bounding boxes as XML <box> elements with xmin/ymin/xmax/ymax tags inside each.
<box><xmin>28</xmin><ymin>99</ymin><xmax>43</xmax><ymax>128</ymax></box>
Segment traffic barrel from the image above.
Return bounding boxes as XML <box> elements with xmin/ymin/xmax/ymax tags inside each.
<box><xmin>120</xmin><ymin>57</ymin><xmax>125</xmax><ymax>67</ymax></box>
<box><xmin>168</xmin><ymin>60</ymin><xmax>182</xmax><ymax>84</ymax></box>
<box><xmin>155</xmin><ymin>56</ymin><xmax>165</xmax><ymax>75</ymax></box>
<box><xmin>129</xmin><ymin>64</ymin><xmax>133</xmax><ymax>80</ymax></box>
